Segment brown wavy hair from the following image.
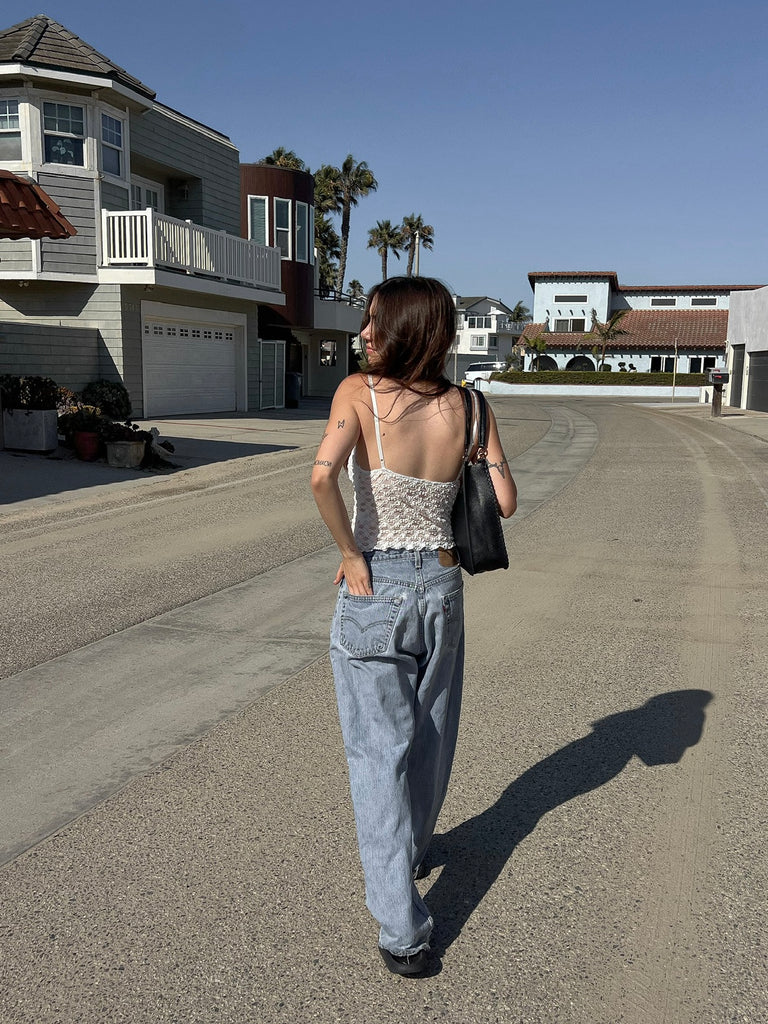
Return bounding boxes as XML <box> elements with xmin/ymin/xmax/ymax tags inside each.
<box><xmin>362</xmin><ymin>277</ymin><xmax>456</xmax><ymax>393</ymax></box>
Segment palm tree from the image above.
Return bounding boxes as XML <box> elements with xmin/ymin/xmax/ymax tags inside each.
<box><xmin>313</xmin><ymin>164</ymin><xmax>342</xmax><ymax>215</ymax></box>
<box><xmin>323</xmin><ymin>155</ymin><xmax>377</xmax><ymax>296</ymax></box>
<box><xmin>347</xmin><ymin>279</ymin><xmax>365</xmax><ymax>303</ymax></box>
<box><xmin>315</xmin><ymin>211</ymin><xmax>340</xmax><ymax>296</ymax></box>
<box><xmin>586</xmin><ymin>308</ymin><xmax>630</xmax><ymax>369</ymax></box>
<box><xmin>525</xmin><ymin>333</ymin><xmax>549</xmax><ymax>371</ymax></box>
<box><xmin>260</xmin><ymin>147</ymin><xmax>307</xmax><ymax>170</ymax></box>
<box><xmin>367</xmin><ymin>220</ymin><xmax>404</xmax><ymax>281</ymax></box>
<box><xmin>510</xmin><ymin>300</ymin><xmax>532</xmax><ymax>323</ymax></box>
<box><xmin>401</xmin><ymin>214</ymin><xmax>434</xmax><ymax>276</ymax></box>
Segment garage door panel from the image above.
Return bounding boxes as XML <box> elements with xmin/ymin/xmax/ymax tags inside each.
<box><xmin>143</xmin><ymin>320</ymin><xmax>238</xmax><ymax>416</ymax></box>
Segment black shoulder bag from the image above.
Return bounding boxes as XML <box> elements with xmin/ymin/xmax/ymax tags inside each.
<box><xmin>451</xmin><ymin>387</ymin><xmax>509</xmax><ymax>575</ymax></box>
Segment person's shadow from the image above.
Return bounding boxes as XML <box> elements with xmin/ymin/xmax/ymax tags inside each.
<box><xmin>424</xmin><ymin>689</ymin><xmax>713</xmax><ymax>954</ymax></box>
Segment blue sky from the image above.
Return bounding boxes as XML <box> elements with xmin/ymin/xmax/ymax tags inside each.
<box><xmin>5</xmin><ymin>0</ymin><xmax>768</xmax><ymax>306</ymax></box>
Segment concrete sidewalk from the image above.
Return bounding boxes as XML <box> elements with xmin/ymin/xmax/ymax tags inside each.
<box><xmin>0</xmin><ymin>398</ymin><xmax>332</xmax><ymax>511</ymax></box>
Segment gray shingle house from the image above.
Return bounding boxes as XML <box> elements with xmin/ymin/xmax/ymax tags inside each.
<box><xmin>0</xmin><ymin>15</ymin><xmax>286</xmax><ymax>416</ymax></box>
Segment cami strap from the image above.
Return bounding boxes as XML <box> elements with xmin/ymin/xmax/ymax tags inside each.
<box><xmin>367</xmin><ymin>374</ymin><xmax>386</xmax><ymax>468</ymax></box>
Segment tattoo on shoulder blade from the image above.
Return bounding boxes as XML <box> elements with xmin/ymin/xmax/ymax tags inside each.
<box><xmin>488</xmin><ymin>459</ymin><xmax>508</xmax><ymax>478</ymax></box>
<box><xmin>314</xmin><ymin>459</ymin><xmax>332</xmax><ymax>467</ymax></box>
<box><xmin>337</xmin><ymin>419</ymin><xmax>345</xmax><ymax>429</ymax></box>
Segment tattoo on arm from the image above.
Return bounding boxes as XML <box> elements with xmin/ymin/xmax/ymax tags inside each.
<box><xmin>314</xmin><ymin>459</ymin><xmax>333</xmax><ymax>467</ymax></box>
<box><xmin>488</xmin><ymin>459</ymin><xmax>508</xmax><ymax>478</ymax></box>
<box><xmin>321</xmin><ymin>431</ymin><xmax>329</xmax><ymax>441</ymax></box>
<box><xmin>337</xmin><ymin>419</ymin><xmax>345</xmax><ymax>429</ymax></box>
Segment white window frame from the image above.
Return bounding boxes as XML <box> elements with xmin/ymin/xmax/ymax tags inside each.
<box><xmin>0</xmin><ymin>97</ymin><xmax>22</xmax><ymax>162</ymax></box>
<box><xmin>247</xmin><ymin>194</ymin><xmax>269</xmax><ymax>245</ymax></box>
<box><xmin>295</xmin><ymin>201</ymin><xmax>309</xmax><ymax>263</ymax></box>
<box><xmin>131</xmin><ymin>175</ymin><xmax>164</xmax><ymax>213</ymax></box>
<box><xmin>651</xmin><ymin>297</ymin><xmax>677</xmax><ymax>307</ymax></box>
<box><xmin>470</xmin><ymin>334</ymin><xmax>486</xmax><ymax>351</ymax></box>
<box><xmin>274</xmin><ymin>197</ymin><xmax>292</xmax><ymax>259</ymax></box>
<box><xmin>101</xmin><ymin>112</ymin><xmax>124</xmax><ymax>178</ymax></box>
<box><xmin>309</xmin><ymin>205</ymin><xmax>315</xmax><ymax>265</ymax></box>
<box><xmin>43</xmin><ymin>101</ymin><xmax>86</xmax><ymax>166</ymax></box>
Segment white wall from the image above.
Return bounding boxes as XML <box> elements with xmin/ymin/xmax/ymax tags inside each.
<box><xmin>727</xmin><ymin>285</ymin><xmax>768</xmax><ymax>354</ymax></box>
<box><xmin>531</xmin><ymin>279</ymin><xmax>611</xmax><ymax>324</ymax></box>
<box><xmin>618</xmin><ymin>291</ymin><xmax>731</xmax><ymax>310</ymax></box>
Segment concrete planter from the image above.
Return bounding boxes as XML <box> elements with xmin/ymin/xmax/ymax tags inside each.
<box><xmin>2</xmin><ymin>408</ymin><xmax>58</xmax><ymax>452</ymax></box>
<box><xmin>106</xmin><ymin>440</ymin><xmax>145</xmax><ymax>468</ymax></box>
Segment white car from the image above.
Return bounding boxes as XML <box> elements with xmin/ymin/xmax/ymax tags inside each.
<box><xmin>462</xmin><ymin>361</ymin><xmax>506</xmax><ymax>387</ymax></box>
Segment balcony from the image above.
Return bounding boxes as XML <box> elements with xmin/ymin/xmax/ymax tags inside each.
<box><xmin>496</xmin><ymin>317</ymin><xmax>527</xmax><ymax>335</ymax></box>
<box><xmin>100</xmin><ymin>209</ymin><xmax>283</xmax><ymax>299</ymax></box>
<box><xmin>314</xmin><ymin>288</ymin><xmax>365</xmax><ymax>334</ymax></box>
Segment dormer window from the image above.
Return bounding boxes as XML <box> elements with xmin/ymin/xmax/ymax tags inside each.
<box><xmin>0</xmin><ymin>99</ymin><xmax>21</xmax><ymax>160</ymax></box>
<box><xmin>101</xmin><ymin>113</ymin><xmax>123</xmax><ymax>176</ymax></box>
<box><xmin>43</xmin><ymin>102</ymin><xmax>84</xmax><ymax>166</ymax></box>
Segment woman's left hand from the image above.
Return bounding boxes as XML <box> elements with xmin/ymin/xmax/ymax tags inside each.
<box><xmin>334</xmin><ymin>555</ymin><xmax>373</xmax><ymax>595</ymax></box>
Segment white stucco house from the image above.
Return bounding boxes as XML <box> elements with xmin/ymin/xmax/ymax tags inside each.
<box><xmin>448</xmin><ymin>296</ymin><xmax>527</xmax><ymax>382</ymax></box>
<box><xmin>521</xmin><ymin>271</ymin><xmax>760</xmax><ymax>374</ymax></box>
<box><xmin>724</xmin><ymin>286</ymin><xmax>768</xmax><ymax>411</ymax></box>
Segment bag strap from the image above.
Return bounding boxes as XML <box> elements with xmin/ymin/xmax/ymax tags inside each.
<box><xmin>458</xmin><ymin>386</ymin><xmax>487</xmax><ymax>464</ymax></box>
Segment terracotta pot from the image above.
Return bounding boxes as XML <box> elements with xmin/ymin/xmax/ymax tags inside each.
<box><xmin>74</xmin><ymin>430</ymin><xmax>100</xmax><ymax>461</ymax></box>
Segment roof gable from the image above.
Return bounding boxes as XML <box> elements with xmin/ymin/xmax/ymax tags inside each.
<box><xmin>0</xmin><ymin>14</ymin><xmax>155</xmax><ymax>99</ymax></box>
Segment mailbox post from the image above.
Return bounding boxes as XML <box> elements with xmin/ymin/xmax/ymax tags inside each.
<box><xmin>709</xmin><ymin>369</ymin><xmax>729</xmax><ymax>418</ymax></box>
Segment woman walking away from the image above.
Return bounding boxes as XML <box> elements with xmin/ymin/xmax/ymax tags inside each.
<box><xmin>311</xmin><ymin>277</ymin><xmax>517</xmax><ymax>976</ymax></box>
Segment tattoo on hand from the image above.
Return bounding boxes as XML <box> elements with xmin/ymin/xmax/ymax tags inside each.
<box><xmin>314</xmin><ymin>459</ymin><xmax>332</xmax><ymax>467</ymax></box>
<box><xmin>337</xmin><ymin>419</ymin><xmax>345</xmax><ymax>429</ymax></box>
<box><xmin>488</xmin><ymin>459</ymin><xmax>508</xmax><ymax>478</ymax></box>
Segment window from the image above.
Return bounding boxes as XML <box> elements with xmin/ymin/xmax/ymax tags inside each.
<box><xmin>703</xmin><ymin>356</ymin><xmax>716</xmax><ymax>370</ymax></box>
<box><xmin>248</xmin><ymin>195</ymin><xmax>268</xmax><ymax>245</ymax></box>
<box><xmin>274</xmin><ymin>198</ymin><xmax>291</xmax><ymax>258</ymax></box>
<box><xmin>663</xmin><ymin>357</ymin><xmax>674</xmax><ymax>372</ymax></box>
<box><xmin>101</xmin><ymin>113</ymin><xmax>123</xmax><ymax>176</ymax></box>
<box><xmin>43</xmin><ymin>102</ymin><xmax>84</xmax><ymax>165</ymax></box>
<box><xmin>689</xmin><ymin>357</ymin><xmax>702</xmax><ymax>372</ymax></box>
<box><xmin>309</xmin><ymin>205</ymin><xmax>314</xmax><ymax>265</ymax></box>
<box><xmin>553</xmin><ymin>318</ymin><xmax>586</xmax><ymax>332</ymax></box>
<box><xmin>131</xmin><ymin>181</ymin><xmax>161</xmax><ymax>211</ymax></box>
<box><xmin>467</xmin><ymin>316</ymin><xmax>491</xmax><ymax>328</ymax></box>
<box><xmin>692</xmin><ymin>297</ymin><xmax>716</xmax><ymax>306</ymax></box>
<box><xmin>488</xmin><ymin>335</ymin><xmax>498</xmax><ymax>349</ymax></box>
<box><xmin>470</xmin><ymin>335</ymin><xmax>486</xmax><ymax>350</ymax></box>
<box><xmin>650</xmin><ymin>356</ymin><xmax>661</xmax><ymax>372</ymax></box>
<box><xmin>320</xmin><ymin>340</ymin><xmax>337</xmax><ymax>366</ymax></box>
<box><xmin>0</xmin><ymin>99</ymin><xmax>21</xmax><ymax>160</ymax></box>
<box><xmin>554</xmin><ymin>294</ymin><xmax>588</xmax><ymax>303</ymax></box>
<box><xmin>651</xmin><ymin>297</ymin><xmax>676</xmax><ymax>307</ymax></box>
<box><xmin>295</xmin><ymin>201</ymin><xmax>308</xmax><ymax>263</ymax></box>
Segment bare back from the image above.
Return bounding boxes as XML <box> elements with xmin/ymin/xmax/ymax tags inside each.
<box><xmin>352</xmin><ymin>376</ymin><xmax>466</xmax><ymax>482</ymax></box>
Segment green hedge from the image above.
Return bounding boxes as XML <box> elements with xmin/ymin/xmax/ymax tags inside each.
<box><xmin>491</xmin><ymin>371</ymin><xmax>706</xmax><ymax>387</ymax></box>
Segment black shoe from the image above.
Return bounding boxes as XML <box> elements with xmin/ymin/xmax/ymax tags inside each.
<box><xmin>379</xmin><ymin>946</ymin><xmax>429</xmax><ymax>977</ymax></box>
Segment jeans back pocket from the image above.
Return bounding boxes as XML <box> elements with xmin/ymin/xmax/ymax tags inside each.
<box><xmin>337</xmin><ymin>592</ymin><xmax>403</xmax><ymax>658</ymax></box>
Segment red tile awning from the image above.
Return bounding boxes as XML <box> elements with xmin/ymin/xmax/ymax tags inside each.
<box><xmin>0</xmin><ymin>169</ymin><xmax>77</xmax><ymax>240</ymax></box>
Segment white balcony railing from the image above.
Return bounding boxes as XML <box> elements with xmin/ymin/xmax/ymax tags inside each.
<box><xmin>496</xmin><ymin>317</ymin><xmax>527</xmax><ymax>334</ymax></box>
<box><xmin>101</xmin><ymin>209</ymin><xmax>282</xmax><ymax>291</ymax></box>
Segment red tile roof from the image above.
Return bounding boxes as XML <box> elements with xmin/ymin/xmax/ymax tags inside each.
<box><xmin>0</xmin><ymin>169</ymin><xmax>77</xmax><ymax>240</ymax></box>
<box><xmin>520</xmin><ymin>309</ymin><xmax>728</xmax><ymax>352</ymax></box>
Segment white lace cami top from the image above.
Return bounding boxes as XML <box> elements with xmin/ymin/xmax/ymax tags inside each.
<box><xmin>348</xmin><ymin>377</ymin><xmax>462</xmax><ymax>551</ymax></box>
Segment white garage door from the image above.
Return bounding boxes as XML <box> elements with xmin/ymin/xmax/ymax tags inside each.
<box><xmin>143</xmin><ymin>320</ymin><xmax>238</xmax><ymax>416</ymax></box>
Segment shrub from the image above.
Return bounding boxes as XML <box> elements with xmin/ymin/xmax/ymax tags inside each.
<box><xmin>491</xmin><ymin>370</ymin><xmax>707</xmax><ymax>387</ymax></box>
<box><xmin>81</xmin><ymin>379</ymin><xmax>132</xmax><ymax>419</ymax></box>
<box><xmin>57</xmin><ymin>404</ymin><xmax>106</xmax><ymax>442</ymax></box>
<box><xmin>0</xmin><ymin>374</ymin><xmax>59</xmax><ymax>409</ymax></box>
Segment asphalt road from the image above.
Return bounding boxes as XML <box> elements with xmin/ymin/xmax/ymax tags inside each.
<box><xmin>1</xmin><ymin>397</ymin><xmax>766</xmax><ymax>1024</ymax></box>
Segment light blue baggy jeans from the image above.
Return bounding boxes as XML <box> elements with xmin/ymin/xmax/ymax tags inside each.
<box><xmin>330</xmin><ymin>549</ymin><xmax>465</xmax><ymax>955</ymax></box>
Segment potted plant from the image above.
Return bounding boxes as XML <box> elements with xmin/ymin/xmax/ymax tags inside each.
<box><xmin>57</xmin><ymin>403</ymin><xmax>106</xmax><ymax>461</ymax></box>
<box><xmin>81</xmin><ymin>379</ymin><xmax>132</xmax><ymax>419</ymax></box>
<box><xmin>99</xmin><ymin>419</ymin><xmax>150</xmax><ymax>469</ymax></box>
<box><xmin>1</xmin><ymin>374</ymin><xmax>59</xmax><ymax>452</ymax></box>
